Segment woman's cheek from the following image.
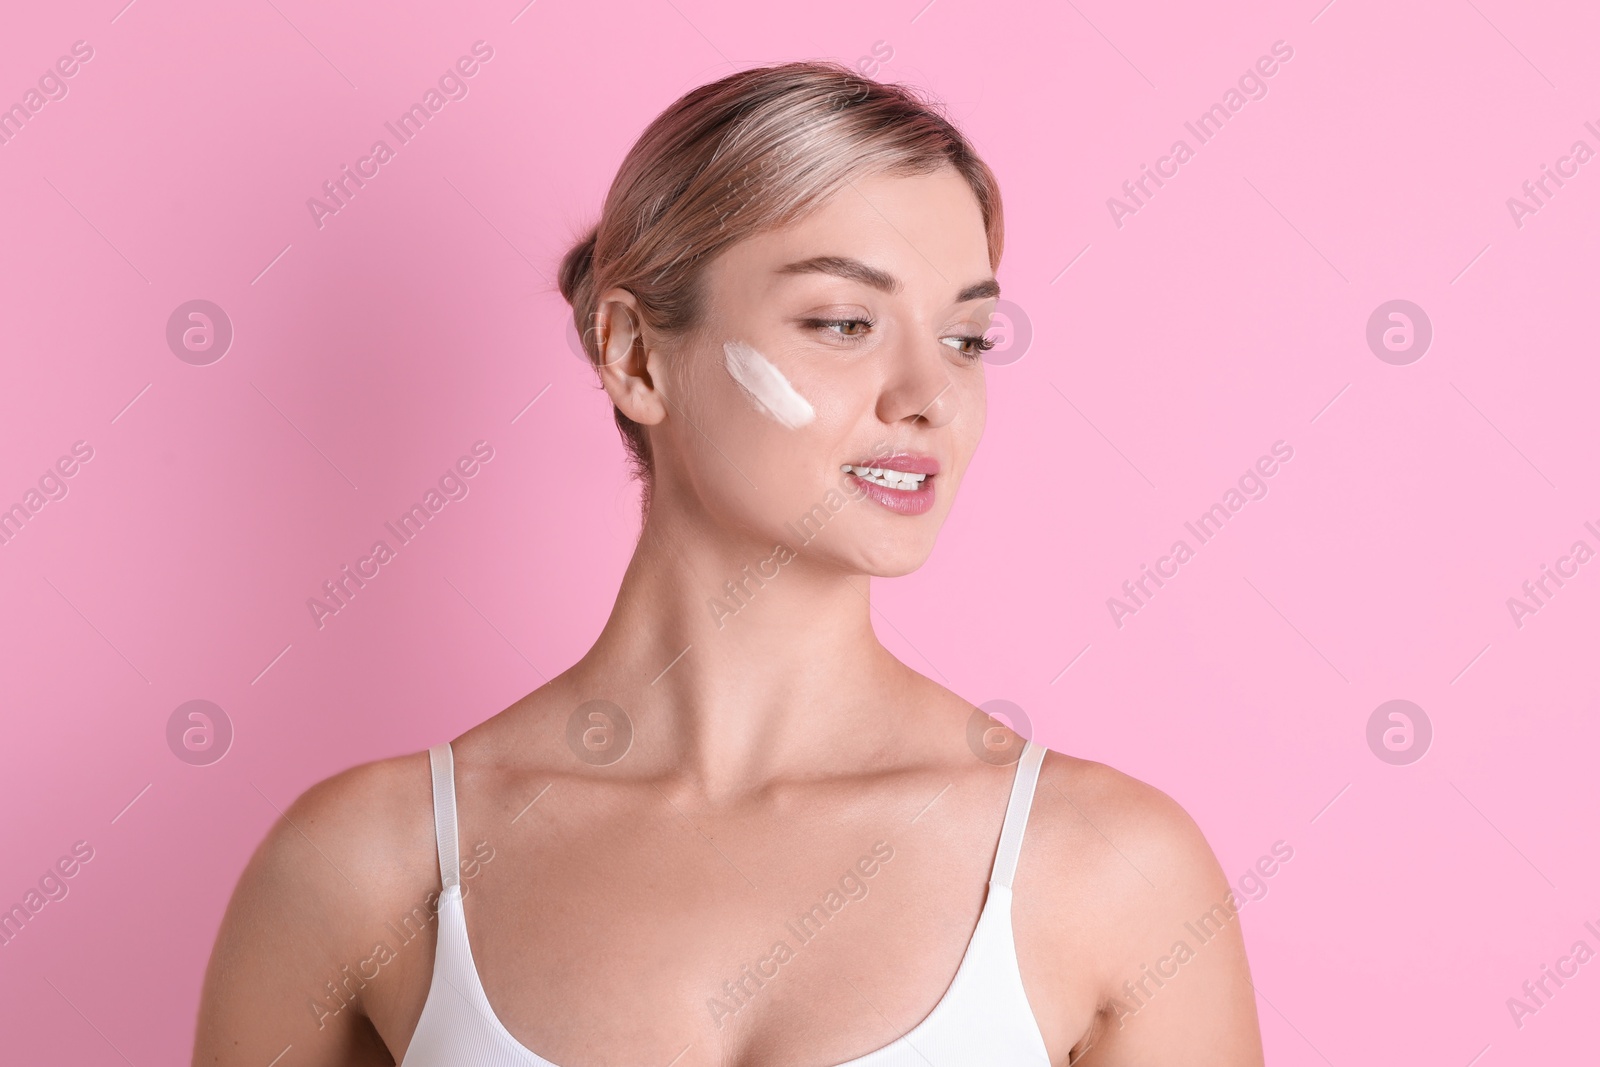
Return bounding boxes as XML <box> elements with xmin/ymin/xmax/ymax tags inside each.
<box><xmin>721</xmin><ymin>340</ymin><xmax>815</xmax><ymax>430</ymax></box>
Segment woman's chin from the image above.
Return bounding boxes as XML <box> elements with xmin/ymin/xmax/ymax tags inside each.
<box><xmin>846</xmin><ymin>539</ymin><xmax>938</xmax><ymax>579</ymax></box>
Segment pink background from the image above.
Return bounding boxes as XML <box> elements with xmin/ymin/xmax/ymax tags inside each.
<box><xmin>1</xmin><ymin>0</ymin><xmax>1596</xmax><ymax>1062</ymax></box>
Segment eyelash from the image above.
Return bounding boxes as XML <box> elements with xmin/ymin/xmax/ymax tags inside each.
<box><xmin>803</xmin><ymin>317</ymin><xmax>996</xmax><ymax>360</ymax></box>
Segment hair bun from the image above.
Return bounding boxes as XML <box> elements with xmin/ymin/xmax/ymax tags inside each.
<box><xmin>558</xmin><ymin>227</ymin><xmax>599</xmax><ymax>306</ymax></box>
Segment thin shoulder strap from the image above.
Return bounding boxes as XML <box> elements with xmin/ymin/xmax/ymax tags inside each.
<box><xmin>427</xmin><ymin>743</ymin><xmax>460</xmax><ymax>891</ymax></box>
<box><xmin>990</xmin><ymin>740</ymin><xmax>1047</xmax><ymax>890</ymax></box>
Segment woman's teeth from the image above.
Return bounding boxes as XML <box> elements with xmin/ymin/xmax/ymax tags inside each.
<box><xmin>840</xmin><ymin>464</ymin><xmax>929</xmax><ymax>491</ymax></box>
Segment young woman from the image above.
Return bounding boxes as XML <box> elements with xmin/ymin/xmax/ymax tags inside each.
<box><xmin>194</xmin><ymin>61</ymin><xmax>1264</xmax><ymax>1066</ymax></box>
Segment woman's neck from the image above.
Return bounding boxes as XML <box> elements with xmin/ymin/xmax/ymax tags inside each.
<box><xmin>560</xmin><ymin>499</ymin><xmax>909</xmax><ymax>792</ymax></box>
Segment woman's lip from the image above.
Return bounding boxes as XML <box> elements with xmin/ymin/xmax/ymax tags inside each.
<box><xmin>842</xmin><ymin>452</ymin><xmax>941</xmax><ymax>475</ymax></box>
<box><xmin>843</xmin><ymin>469</ymin><xmax>938</xmax><ymax>516</ymax></box>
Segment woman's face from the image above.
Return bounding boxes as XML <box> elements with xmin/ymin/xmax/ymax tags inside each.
<box><xmin>630</xmin><ymin>165</ymin><xmax>996</xmax><ymax>578</ymax></box>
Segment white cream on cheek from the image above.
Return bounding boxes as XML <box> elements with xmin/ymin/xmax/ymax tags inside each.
<box><xmin>721</xmin><ymin>340</ymin><xmax>816</xmax><ymax>429</ymax></box>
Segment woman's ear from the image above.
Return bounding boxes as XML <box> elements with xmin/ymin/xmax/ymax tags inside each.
<box><xmin>593</xmin><ymin>288</ymin><xmax>667</xmax><ymax>429</ymax></box>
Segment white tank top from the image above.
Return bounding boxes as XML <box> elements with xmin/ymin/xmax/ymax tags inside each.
<box><xmin>401</xmin><ymin>740</ymin><xmax>1053</xmax><ymax>1066</ymax></box>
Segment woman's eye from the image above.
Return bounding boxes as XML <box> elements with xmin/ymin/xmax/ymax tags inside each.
<box><xmin>802</xmin><ymin>318</ymin><xmax>994</xmax><ymax>359</ymax></box>
<box><xmin>944</xmin><ymin>334</ymin><xmax>997</xmax><ymax>360</ymax></box>
<box><xmin>806</xmin><ymin>317</ymin><xmax>875</xmax><ymax>338</ymax></box>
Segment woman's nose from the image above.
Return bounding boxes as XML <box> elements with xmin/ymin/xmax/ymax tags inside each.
<box><xmin>877</xmin><ymin>339</ymin><xmax>958</xmax><ymax>428</ymax></box>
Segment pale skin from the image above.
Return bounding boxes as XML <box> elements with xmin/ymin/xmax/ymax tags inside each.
<box><xmin>193</xmin><ymin>167</ymin><xmax>1264</xmax><ymax>1066</ymax></box>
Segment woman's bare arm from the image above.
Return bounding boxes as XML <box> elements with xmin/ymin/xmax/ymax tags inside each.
<box><xmin>1043</xmin><ymin>763</ymin><xmax>1265</xmax><ymax>1067</ymax></box>
<box><xmin>192</xmin><ymin>755</ymin><xmax>433</xmax><ymax>1066</ymax></box>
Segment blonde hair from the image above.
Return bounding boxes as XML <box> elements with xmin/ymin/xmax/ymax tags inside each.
<box><xmin>557</xmin><ymin>60</ymin><xmax>1005</xmax><ymax>505</ymax></box>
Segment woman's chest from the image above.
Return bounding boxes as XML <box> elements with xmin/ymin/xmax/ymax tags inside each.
<box><xmin>368</xmin><ymin>772</ymin><xmax>1100</xmax><ymax>1064</ymax></box>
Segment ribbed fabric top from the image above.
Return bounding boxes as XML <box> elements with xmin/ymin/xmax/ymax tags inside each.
<box><xmin>400</xmin><ymin>741</ymin><xmax>1052</xmax><ymax>1067</ymax></box>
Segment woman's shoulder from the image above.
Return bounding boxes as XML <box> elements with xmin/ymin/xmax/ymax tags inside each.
<box><xmin>1032</xmin><ymin>749</ymin><xmax>1208</xmax><ymax>847</ymax></box>
<box><xmin>195</xmin><ymin>746</ymin><xmax>446</xmax><ymax>1054</ymax></box>
<box><xmin>281</xmin><ymin>747</ymin><xmax>438</xmax><ymax>849</ymax></box>
<box><xmin>1021</xmin><ymin>746</ymin><xmax>1236</xmax><ymax>964</ymax></box>
<box><xmin>228</xmin><ymin>748</ymin><xmax>442</xmax><ymax>946</ymax></box>
<box><xmin>920</xmin><ymin>680</ymin><xmax>1227</xmax><ymax>897</ymax></box>
<box><xmin>1029</xmin><ymin>747</ymin><xmax>1226</xmax><ymax>884</ymax></box>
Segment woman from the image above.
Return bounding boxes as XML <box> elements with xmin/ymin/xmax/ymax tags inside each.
<box><xmin>194</xmin><ymin>61</ymin><xmax>1264</xmax><ymax>1066</ymax></box>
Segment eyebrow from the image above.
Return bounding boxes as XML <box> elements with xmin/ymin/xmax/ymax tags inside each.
<box><xmin>774</xmin><ymin>255</ymin><xmax>1000</xmax><ymax>304</ymax></box>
